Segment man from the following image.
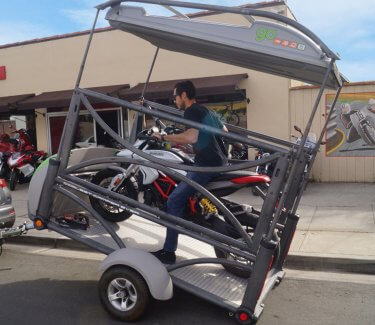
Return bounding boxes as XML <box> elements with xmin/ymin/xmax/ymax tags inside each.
<box><xmin>152</xmin><ymin>80</ymin><xmax>228</xmax><ymax>264</ymax></box>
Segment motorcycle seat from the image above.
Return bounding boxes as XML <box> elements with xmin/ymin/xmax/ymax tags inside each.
<box><xmin>212</xmin><ymin>171</ymin><xmax>270</xmax><ymax>184</ymax></box>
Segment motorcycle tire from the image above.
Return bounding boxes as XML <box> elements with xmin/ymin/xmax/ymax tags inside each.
<box><xmin>214</xmin><ymin>232</ymin><xmax>280</xmax><ymax>278</ymax></box>
<box><xmin>89</xmin><ymin>169</ymin><xmax>138</xmax><ymax>223</ymax></box>
<box><xmin>9</xmin><ymin>170</ymin><xmax>18</xmax><ymax>191</ymax></box>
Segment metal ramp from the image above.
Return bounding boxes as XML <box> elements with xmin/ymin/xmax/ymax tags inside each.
<box><xmin>171</xmin><ymin>265</ymin><xmax>247</xmax><ymax>309</ymax></box>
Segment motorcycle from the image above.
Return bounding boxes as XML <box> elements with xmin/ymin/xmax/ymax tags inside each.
<box><xmin>0</xmin><ymin>133</ymin><xmax>18</xmax><ymax>153</ymax></box>
<box><xmin>0</xmin><ymin>152</ymin><xmax>12</xmax><ymax>179</ymax></box>
<box><xmin>225</xmin><ymin>140</ymin><xmax>248</xmax><ymax>160</ymax></box>
<box><xmin>89</xmin><ymin>123</ymin><xmax>274</xmax><ymax>277</ymax></box>
<box><xmin>0</xmin><ymin>129</ymin><xmax>34</xmax><ymax>153</ymax></box>
<box><xmin>0</xmin><ymin>129</ymin><xmax>36</xmax><ymax>180</ymax></box>
<box><xmin>7</xmin><ymin>150</ymin><xmax>46</xmax><ymax>191</ymax></box>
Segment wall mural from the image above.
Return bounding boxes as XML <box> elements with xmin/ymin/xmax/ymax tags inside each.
<box><xmin>326</xmin><ymin>93</ymin><xmax>375</xmax><ymax>156</ymax></box>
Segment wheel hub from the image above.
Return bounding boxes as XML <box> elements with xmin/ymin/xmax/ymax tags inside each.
<box><xmin>107</xmin><ymin>277</ymin><xmax>138</xmax><ymax>312</ymax></box>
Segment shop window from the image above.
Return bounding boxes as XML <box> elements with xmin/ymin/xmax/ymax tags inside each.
<box><xmin>74</xmin><ymin>114</ymin><xmax>95</xmax><ymax>148</ymax></box>
<box><xmin>48</xmin><ymin>108</ymin><xmax>123</xmax><ymax>154</ymax></box>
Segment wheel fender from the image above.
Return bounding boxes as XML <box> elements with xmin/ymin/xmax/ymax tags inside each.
<box><xmin>99</xmin><ymin>248</ymin><xmax>173</xmax><ymax>301</ymax></box>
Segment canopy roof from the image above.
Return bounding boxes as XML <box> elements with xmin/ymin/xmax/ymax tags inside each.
<box><xmin>103</xmin><ymin>1</ymin><xmax>343</xmax><ymax>89</ymax></box>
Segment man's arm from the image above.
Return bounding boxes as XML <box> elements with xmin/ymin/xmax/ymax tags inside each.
<box><xmin>154</xmin><ymin>128</ymin><xmax>198</xmax><ymax>145</ymax></box>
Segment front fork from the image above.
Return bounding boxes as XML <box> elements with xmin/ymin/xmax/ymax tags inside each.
<box><xmin>108</xmin><ymin>144</ymin><xmax>150</xmax><ymax>191</ymax></box>
<box><xmin>108</xmin><ymin>163</ymin><xmax>138</xmax><ymax>191</ymax></box>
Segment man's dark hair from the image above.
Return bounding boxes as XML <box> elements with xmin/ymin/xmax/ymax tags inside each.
<box><xmin>174</xmin><ymin>80</ymin><xmax>196</xmax><ymax>99</ymax></box>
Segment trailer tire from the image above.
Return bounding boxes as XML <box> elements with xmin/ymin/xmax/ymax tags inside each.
<box><xmin>99</xmin><ymin>266</ymin><xmax>150</xmax><ymax>322</ymax></box>
<box><xmin>89</xmin><ymin>169</ymin><xmax>138</xmax><ymax>222</ymax></box>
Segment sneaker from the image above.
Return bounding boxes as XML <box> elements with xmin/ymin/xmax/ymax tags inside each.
<box><xmin>151</xmin><ymin>249</ymin><xmax>176</xmax><ymax>264</ymax></box>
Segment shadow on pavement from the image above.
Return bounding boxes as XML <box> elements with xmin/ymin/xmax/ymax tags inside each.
<box><xmin>0</xmin><ymin>278</ymin><xmax>232</xmax><ymax>325</ymax></box>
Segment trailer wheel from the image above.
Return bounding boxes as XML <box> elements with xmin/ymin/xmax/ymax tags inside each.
<box><xmin>99</xmin><ymin>266</ymin><xmax>150</xmax><ymax>321</ymax></box>
<box><xmin>90</xmin><ymin>169</ymin><xmax>138</xmax><ymax>222</ymax></box>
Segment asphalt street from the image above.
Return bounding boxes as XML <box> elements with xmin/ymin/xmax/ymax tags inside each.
<box><xmin>1</xmin><ymin>245</ymin><xmax>374</xmax><ymax>325</ymax></box>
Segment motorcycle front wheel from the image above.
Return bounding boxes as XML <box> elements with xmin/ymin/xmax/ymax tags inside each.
<box><xmin>89</xmin><ymin>169</ymin><xmax>138</xmax><ymax>222</ymax></box>
<box><xmin>9</xmin><ymin>170</ymin><xmax>18</xmax><ymax>191</ymax></box>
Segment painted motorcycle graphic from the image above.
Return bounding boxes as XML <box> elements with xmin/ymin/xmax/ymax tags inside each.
<box><xmin>340</xmin><ymin>99</ymin><xmax>375</xmax><ymax>146</ymax></box>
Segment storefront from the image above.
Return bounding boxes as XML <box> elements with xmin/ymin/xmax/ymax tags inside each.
<box><xmin>12</xmin><ymin>1</ymin><xmax>371</xmax><ymax>181</ymax></box>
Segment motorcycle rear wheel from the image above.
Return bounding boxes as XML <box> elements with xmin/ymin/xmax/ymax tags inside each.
<box><xmin>89</xmin><ymin>169</ymin><xmax>138</xmax><ymax>222</ymax></box>
<box><xmin>214</xmin><ymin>233</ymin><xmax>280</xmax><ymax>278</ymax></box>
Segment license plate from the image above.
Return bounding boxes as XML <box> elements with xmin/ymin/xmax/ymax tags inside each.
<box><xmin>19</xmin><ymin>164</ymin><xmax>35</xmax><ymax>177</ymax></box>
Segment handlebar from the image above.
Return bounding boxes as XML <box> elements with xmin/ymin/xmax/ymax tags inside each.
<box><xmin>137</xmin><ymin>134</ymin><xmax>157</xmax><ymax>141</ymax></box>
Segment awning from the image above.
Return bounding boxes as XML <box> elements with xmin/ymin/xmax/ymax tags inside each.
<box><xmin>118</xmin><ymin>74</ymin><xmax>248</xmax><ymax>101</ymax></box>
<box><xmin>17</xmin><ymin>84</ymin><xmax>130</xmax><ymax>110</ymax></box>
<box><xmin>0</xmin><ymin>93</ymin><xmax>35</xmax><ymax>113</ymax></box>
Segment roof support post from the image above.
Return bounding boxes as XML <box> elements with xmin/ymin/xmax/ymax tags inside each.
<box><xmin>129</xmin><ymin>47</ymin><xmax>160</xmax><ymax>144</ymax></box>
<box><xmin>74</xmin><ymin>9</ymin><xmax>100</xmax><ymax>89</ymax></box>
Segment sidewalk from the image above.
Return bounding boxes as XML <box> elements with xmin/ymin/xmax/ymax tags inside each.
<box><xmin>6</xmin><ymin>182</ymin><xmax>375</xmax><ymax>274</ymax></box>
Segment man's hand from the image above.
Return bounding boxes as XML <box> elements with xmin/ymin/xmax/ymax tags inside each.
<box><xmin>152</xmin><ymin>132</ymin><xmax>162</xmax><ymax>141</ymax></box>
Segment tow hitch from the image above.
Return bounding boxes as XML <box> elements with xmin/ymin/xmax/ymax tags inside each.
<box><xmin>0</xmin><ymin>222</ymin><xmax>35</xmax><ymax>255</ymax></box>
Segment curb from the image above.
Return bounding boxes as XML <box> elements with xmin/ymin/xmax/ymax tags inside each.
<box><xmin>5</xmin><ymin>234</ymin><xmax>375</xmax><ymax>275</ymax></box>
<box><xmin>284</xmin><ymin>254</ymin><xmax>375</xmax><ymax>275</ymax></box>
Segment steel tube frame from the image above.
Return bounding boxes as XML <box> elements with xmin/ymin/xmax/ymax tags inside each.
<box><xmin>54</xmin><ymin>185</ymin><xmax>126</xmax><ymax>249</ymax></box>
<box><xmin>143</xmin><ymin>99</ymin><xmax>295</xmax><ymax>150</ymax></box>
<box><xmin>47</xmin><ymin>220</ymin><xmax>115</xmax><ymax>255</ymax></box>
<box><xmin>166</xmin><ymin>258</ymin><xmax>252</xmax><ymax>273</ymax></box>
<box><xmin>57</xmin><ymin>176</ymin><xmax>257</xmax><ymax>261</ymax></box>
<box><xmin>130</xmin><ymin>47</ymin><xmax>160</xmax><ymax>143</ymax></box>
<box><xmin>65</xmin><ymin>152</ymin><xmax>281</xmax><ymax>175</ymax></box>
<box><xmin>80</xmin><ymin>88</ymin><xmax>289</xmax><ymax>154</ymax></box>
<box><xmin>32</xmin><ymin>0</ymin><xmax>343</xmax><ymax>320</ymax></box>
<box><xmin>264</xmin><ymin>61</ymin><xmax>335</xmax><ymax>242</ymax></box>
<box><xmin>291</xmin><ymin>85</ymin><xmax>343</xmax><ymax>215</ymax></box>
<box><xmin>61</xmin><ymin>164</ymin><xmax>254</xmax><ymax>252</ymax></box>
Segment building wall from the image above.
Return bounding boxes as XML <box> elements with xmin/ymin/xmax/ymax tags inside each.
<box><xmin>290</xmin><ymin>83</ymin><xmax>375</xmax><ymax>182</ymax></box>
<box><xmin>0</xmin><ymin>8</ymin><xmax>293</xmax><ymax>154</ymax></box>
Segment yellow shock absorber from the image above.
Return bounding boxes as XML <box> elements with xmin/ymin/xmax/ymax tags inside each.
<box><xmin>199</xmin><ymin>197</ymin><xmax>218</xmax><ymax>218</ymax></box>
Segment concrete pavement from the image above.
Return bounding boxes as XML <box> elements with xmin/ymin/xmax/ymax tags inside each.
<box><xmin>5</xmin><ymin>182</ymin><xmax>375</xmax><ymax>274</ymax></box>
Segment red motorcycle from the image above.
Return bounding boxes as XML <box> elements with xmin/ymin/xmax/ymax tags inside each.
<box><xmin>7</xmin><ymin>150</ymin><xmax>46</xmax><ymax>191</ymax></box>
<box><xmin>0</xmin><ymin>129</ymin><xmax>37</xmax><ymax>182</ymax></box>
<box><xmin>0</xmin><ymin>134</ymin><xmax>18</xmax><ymax>154</ymax></box>
<box><xmin>0</xmin><ymin>129</ymin><xmax>34</xmax><ymax>153</ymax></box>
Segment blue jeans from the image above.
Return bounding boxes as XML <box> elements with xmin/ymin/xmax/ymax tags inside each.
<box><xmin>163</xmin><ymin>171</ymin><xmax>218</xmax><ymax>252</ymax></box>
